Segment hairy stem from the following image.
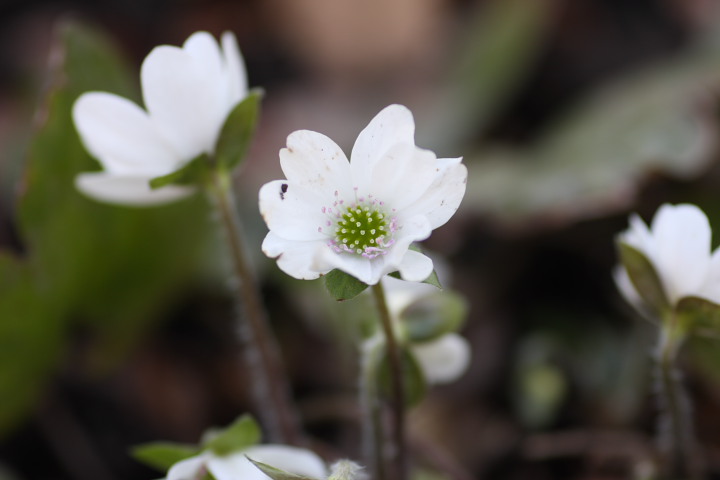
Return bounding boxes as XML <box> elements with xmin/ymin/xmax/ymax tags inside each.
<box><xmin>360</xmin><ymin>341</ymin><xmax>387</xmax><ymax>480</ymax></box>
<box><xmin>209</xmin><ymin>170</ymin><xmax>302</xmax><ymax>445</ymax></box>
<box><xmin>371</xmin><ymin>282</ymin><xmax>407</xmax><ymax>480</ymax></box>
<box><xmin>655</xmin><ymin>316</ymin><xmax>696</xmax><ymax>479</ymax></box>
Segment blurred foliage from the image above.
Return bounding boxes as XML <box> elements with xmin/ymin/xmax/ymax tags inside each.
<box><xmin>0</xmin><ymin>21</ymin><xmax>211</xmax><ymax>436</ymax></box>
<box><xmin>133</xmin><ymin>414</ymin><xmax>260</xmax><ymax>472</ymax></box>
<box><xmin>400</xmin><ymin>291</ymin><xmax>467</xmax><ymax>344</ymax></box>
<box><xmin>463</xmin><ymin>28</ymin><xmax>720</xmax><ymax>226</ymax></box>
<box><xmin>424</xmin><ymin>0</ymin><xmax>555</xmax><ymax>151</ymax></box>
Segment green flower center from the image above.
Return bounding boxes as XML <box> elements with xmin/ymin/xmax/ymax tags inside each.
<box><xmin>325</xmin><ymin>197</ymin><xmax>397</xmax><ymax>258</ymax></box>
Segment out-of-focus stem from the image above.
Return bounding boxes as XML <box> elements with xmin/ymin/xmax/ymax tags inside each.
<box><xmin>371</xmin><ymin>282</ymin><xmax>407</xmax><ymax>480</ymax></box>
<box><xmin>209</xmin><ymin>170</ymin><xmax>302</xmax><ymax>445</ymax></box>
<box><xmin>655</xmin><ymin>315</ymin><xmax>696</xmax><ymax>480</ymax></box>
<box><xmin>360</xmin><ymin>341</ymin><xmax>387</xmax><ymax>480</ymax></box>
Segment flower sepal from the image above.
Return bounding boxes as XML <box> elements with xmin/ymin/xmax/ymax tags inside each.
<box><xmin>149</xmin><ymin>153</ymin><xmax>211</xmax><ymax>190</ymax></box>
<box><xmin>200</xmin><ymin>414</ymin><xmax>261</xmax><ymax>456</ymax></box>
<box><xmin>617</xmin><ymin>241</ymin><xmax>670</xmax><ymax>316</ymax></box>
<box><xmin>675</xmin><ymin>296</ymin><xmax>720</xmax><ymax>338</ymax></box>
<box><xmin>247</xmin><ymin>457</ymin><xmax>319</xmax><ymax>480</ymax></box>
<box><xmin>132</xmin><ymin>414</ymin><xmax>260</xmax><ymax>471</ymax></box>
<box><xmin>324</xmin><ymin>269</ymin><xmax>369</xmax><ymax>301</ymax></box>
<box><xmin>400</xmin><ymin>290</ymin><xmax>467</xmax><ymax>344</ymax></box>
<box><xmin>215</xmin><ymin>88</ymin><xmax>263</xmax><ymax>171</ymax></box>
<box><xmin>131</xmin><ymin>442</ymin><xmax>201</xmax><ymax>471</ymax></box>
<box><xmin>148</xmin><ymin>88</ymin><xmax>263</xmax><ymax>193</ymax></box>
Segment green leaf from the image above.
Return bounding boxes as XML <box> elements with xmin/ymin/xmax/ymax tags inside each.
<box><xmin>149</xmin><ymin>154</ymin><xmax>210</xmax><ymax>189</ymax></box>
<box><xmin>0</xmin><ymin>20</ymin><xmax>211</xmax><ymax>437</ymax></box>
<box><xmin>202</xmin><ymin>415</ymin><xmax>260</xmax><ymax>456</ymax></box>
<box><xmin>0</xmin><ymin>254</ymin><xmax>59</xmax><ymax>435</ymax></box>
<box><xmin>215</xmin><ymin>89</ymin><xmax>264</xmax><ymax>171</ymax></box>
<box><xmin>401</xmin><ymin>291</ymin><xmax>467</xmax><ymax>343</ymax></box>
<box><xmin>130</xmin><ymin>442</ymin><xmax>200</xmax><ymax>471</ymax></box>
<box><xmin>617</xmin><ymin>242</ymin><xmax>669</xmax><ymax>315</ymax></box>
<box><xmin>247</xmin><ymin>457</ymin><xmax>320</xmax><ymax>480</ymax></box>
<box><xmin>676</xmin><ymin>296</ymin><xmax>720</xmax><ymax>337</ymax></box>
<box><xmin>324</xmin><ymin>269</ymin><xmax>369</xmax><ymax>301</ymax></box>
<box><xmin>376</xmin><ymin>346</ymin><xmax>427</xmax><ymax>408</ymax></box>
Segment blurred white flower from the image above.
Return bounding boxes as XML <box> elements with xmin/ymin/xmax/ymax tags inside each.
<box><xmin>616</xmin><ymin>203</ymin><xmax>720</xmax><ymax>310</ymax></box>
<box><xmin>411</xmin><ymin>333</ymin><xmax>470</xmax><ymax>384</ymax></box>
<box><xmin>381</xmin><ymin>276</ymin><xmax>470</xmax><ymax>385</ymax></box>
<box><xmin>73</xmin><ymin>31</ymin><xmax>247</xmax><ymax>206</ymax></box>
<box><xmin>259</xmin><ymin>104</ymin><xmax>467</xmax><ymax>285</ymax></box>
<box><xmin>165</xmin><ymin>445</ymin><xmax>326</xmax><ymax>480</ymax></box>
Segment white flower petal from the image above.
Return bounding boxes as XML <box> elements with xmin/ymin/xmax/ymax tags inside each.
<box><xmin>207</xmin><ymin>446</ymin><xmax>326</xmax><ymax>480</ymax></box>
<box><xmin>141</xmin><ymin>44</ymin><xmax>226</xmax><ymax>158</ymax></box>
<box><xmin>244</xmin><ymin>445</ymin><xmax>328</xmax><ymax>479</ymax></box>
<box><xmin>313</xmin><ymin>245</ymin><xmax>377</xmax><ymax>284</ymax></box>
<box><xmin>75</xmin><ymin>172</ymin><xmax>195</xmax><ymax>206</ymax></box>
<box><xmin>368</xmin><ymin>143</ymin><xmax>437</xmax><ymax>210</ymax></box>
<box><xmin>167</xmin><ymin>454</ymin><xmax>207</xmax><ymax>480</ymax></box>
<box><xmin>279</xmin><ymin>130</ymin><xmax>353</xmax><ymax>200</ymax></box>
<box><xmin>221</xmin><ymin>31</ymin><xmax>248</xmax><ymax>103</ymax></box>
<box><xmin>396</xmin><ymin>249</ymin><xmax>434</xmax><ymax>283</ymax></box>
<box><xmin>262</xmin><ymin>232</ymin><xmax>324</xmax><ymax>280</ymax></box>
<box><xmin>73</xmin><ymin>92</ymin><xmax>179</xmax><ymax>174</ymax></box>
<box><xmin>206</xmin><ymin>454</ymin><xmax>263</xmax><ymax>480</ymax></box>
<box><xmin>259</xmin><ymin>180</ymin><xmax>328</xmax><ymax>241</ymax></box>
<box><xmin>621</xmin><ymin>213</ymin><xmax>652</xmax><ymax>254</ymax></box>
<box><xmin>350</xmin><ymin>104</ymin><xmax>416</xmax><ymax>191</ymax></box>
<box><xmin>412</xmin><ymin>333</ymin><xmax>471</xmax><ymax>384</ymax></box>
<box><xmin>651</xmin><ymin>204</ymin><xmax>712</xmax><ymax>302</ymax></box>
<box><xmin>183</xmin><ymin>32</ymin><xmax>225</xmax><ymax>86</ymax></box>
<box><xmin>398</xmin><ymin>157</ymin><xmax>467</xmax><ymax>229</ymax></box>
<box><xmin>699</xmin><ymin>248</ymin><xmax>720</xmax><ymax>304</ymax></box>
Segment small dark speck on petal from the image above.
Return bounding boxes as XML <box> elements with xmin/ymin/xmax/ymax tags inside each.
<box><xmin>280</xmin><ymin>183</ymin><xmax>288</xmax><ymax>200</ymax></box>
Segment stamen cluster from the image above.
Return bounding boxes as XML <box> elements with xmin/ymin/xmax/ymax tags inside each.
<box><xmin>321</xmin><ymin>193</ymin><xmax>397</xmax><ymax>259</ymax></box>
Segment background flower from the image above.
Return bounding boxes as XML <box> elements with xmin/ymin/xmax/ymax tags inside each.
<box><xmin>166</xmin><ymin>445</ymin><xmax>327</xmax><ymax>480</ymax></box>
<box><xmin>259</xmin><ymin>104</ymin><xmax>467</xmax><ymax>285</ymax></box>
<box><xmin>382</xmin><ymin>275</ymin><xmax>470</xmax><ymax>385</ymax></box>
<box><xmin>73</xmin><ymin>31</ymin><xmax>247</xmax><ymax>205</ymax></box>
<box><xmin>615</xmin><ymin>203</ymin><xmax>720</xmax><ymax>312</ymax></box>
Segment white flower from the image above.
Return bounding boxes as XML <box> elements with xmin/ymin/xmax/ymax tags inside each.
<box><xmin>411</xmin><ymin>333</ymin><xmax>470</xmax><ymax>384</ymax></box>
<box><xmin>259</xmin><ymin>104</ymin><xmax>467</xmax><ymax>285</ymax></box>
<box><xmin>73</xmin><ymin>31</ymin><xmax>247</xmax><ymax>206</ymax></box>
<box><xmin>615</xmin><ymin>203</ymin><xmax>720</xmax><ymax>310</ymax></box>
<box><xmin>165</xmin><ymin>445</ymin><xmax>327</xmax><ymax>480</ymax></box>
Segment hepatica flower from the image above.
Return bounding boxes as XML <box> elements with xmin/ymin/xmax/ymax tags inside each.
<box><xmin>73</xmin><ymin>31</ymin><xmax>247</xmax><ymax>205</ymax></box>
<box><xmin>615</xmin><ymin>203</ymin><xmax>720</xmax><ymax>316</ymax></box>
<box><xmin>259</xmin><ymin>105</ymin><xmax>467</xmax><ymax>285</ymax></box>
<box><xmin>165</xmin><ymin>445</ymin><xmax>327</xmax><ymax>480</ymax></box>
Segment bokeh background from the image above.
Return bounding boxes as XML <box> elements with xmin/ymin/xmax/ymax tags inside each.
<box><xmin>3</xmin><ymin>0</ymin><xmax>720</xmax><ymax>479</ymax></box>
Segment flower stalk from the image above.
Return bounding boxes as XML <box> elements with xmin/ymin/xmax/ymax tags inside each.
<box><xmin>359</xmin><ymin>343</ymin><xmax>387</xmax><ymax>480</ymax></box>
<box><xmin>208</xmin><ymin>169</ymin><xmax>302</xmax><ymax>446</ymax></box>
<box><xmin>371</xmin><ymin>282</ymin><xmax>407</xmax><ymax>480</ymax></box>
<box><xmin>654</xmin><ymin>315</ymin><xmax>696</xmax><ymax>480</ymax></box>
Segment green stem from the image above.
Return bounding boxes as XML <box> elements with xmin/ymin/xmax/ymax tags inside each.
<box><xmin>371</xmin><ymin>282</ymin><xmax>407</xmax><ymax>480</ymax></box>
<box><xmin>209</xmin><ymin>170</ymin><xmax>302</xmax><ymax>445</ymax></box>
<box><xmin>655</xmin><ymin>315</ymin><xmax>696</xmax><ymax>479</ymax></box>
<box><xmin>360</xmin><ymin>341</ymin><xmax>387</xmax><ymax>480</ymax></box>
